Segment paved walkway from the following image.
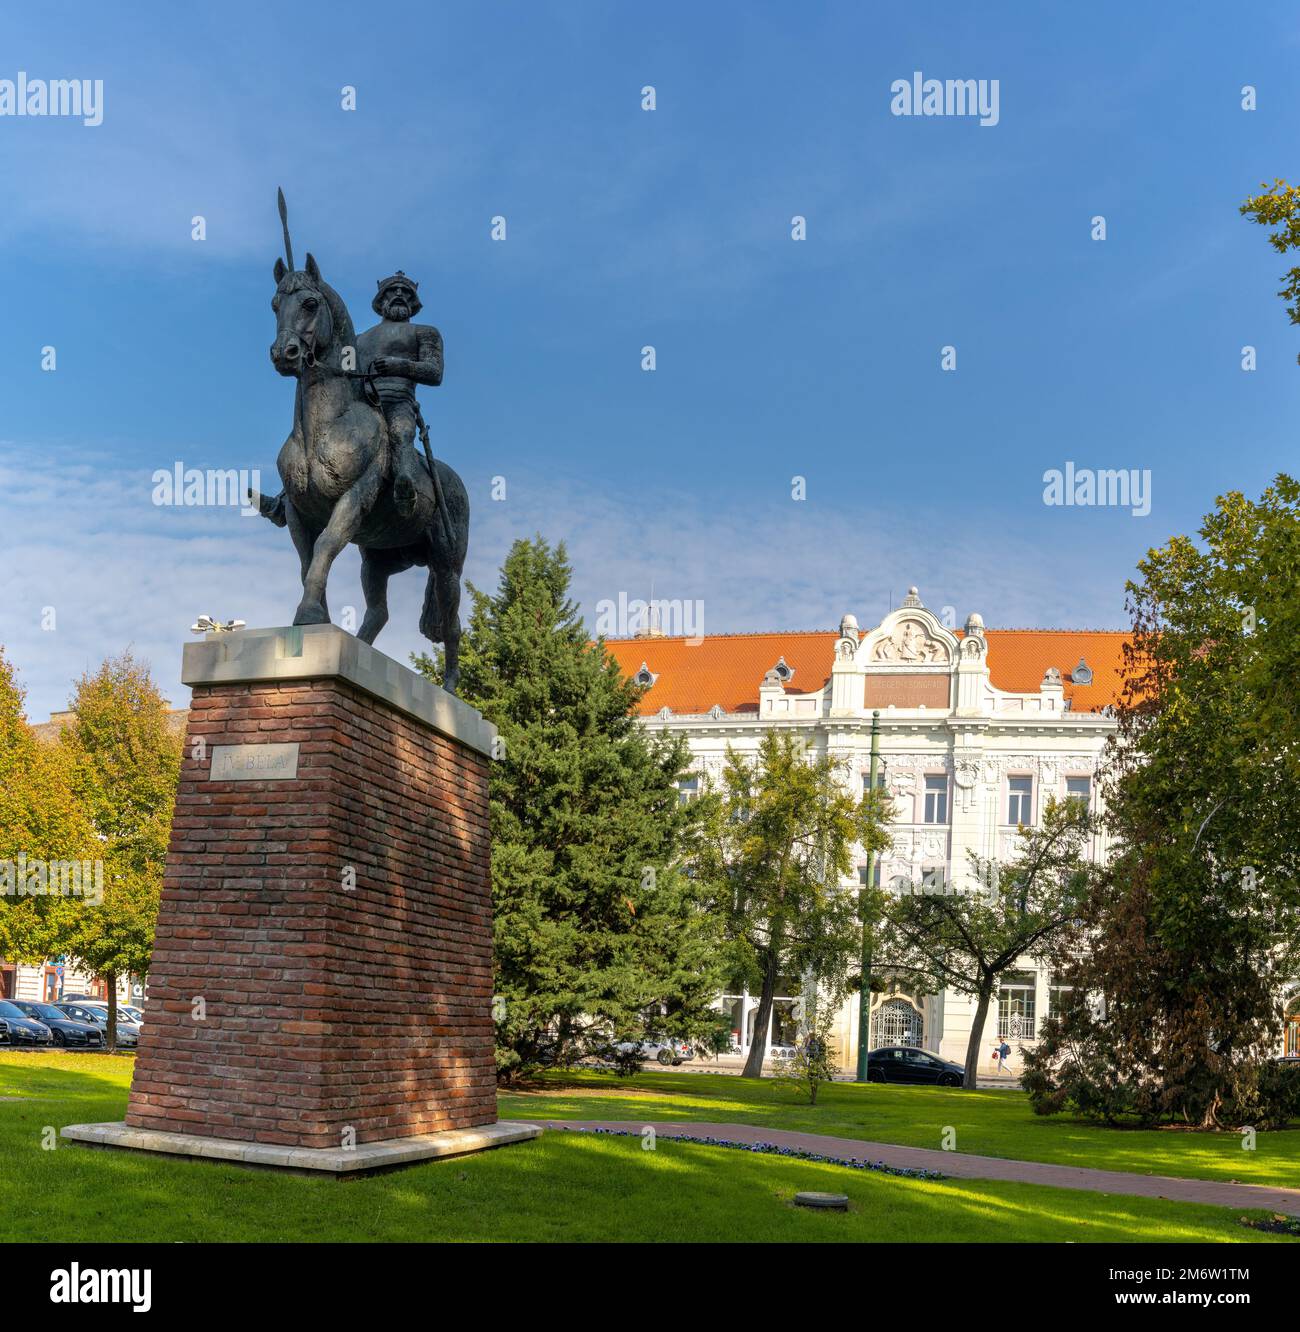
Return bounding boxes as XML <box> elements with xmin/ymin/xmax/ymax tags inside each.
<box><xmin>542</xmin><ymin>1118</ymin><xmax>1300</xmax><ymax>1215</ymax></box>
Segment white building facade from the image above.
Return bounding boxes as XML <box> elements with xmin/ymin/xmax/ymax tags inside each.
<box><xmin>608</xmin><ymin>587</ymin><xmax>1125</xmax><ymax>1075</ymax></box>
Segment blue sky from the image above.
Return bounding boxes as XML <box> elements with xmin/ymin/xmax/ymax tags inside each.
<box><xmin>2</xmin><ymin>0</ymin><xmax>1298</xmax><ymax>718</ymax></box>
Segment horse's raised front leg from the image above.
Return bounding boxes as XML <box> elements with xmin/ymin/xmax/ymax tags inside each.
<box><xmin>295</xmin><ymin>466</ymin><xmax>381</xmax><ymax>626</ymax></box>
<box><xmin>247</xmin><ymin>487</ymin><xmax>288</xmax><ymax>527</ymax></box>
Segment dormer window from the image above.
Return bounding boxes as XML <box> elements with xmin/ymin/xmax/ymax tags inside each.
<box><xmin>632</xmin><ymin>661</ymin><xmax>658</xmax><ymax>688</ymax></box>
<box><xmin>770</xmin><ymin>656</ymin><xmax>794</xmax><ymax>683</ymax></box>
<box><xmin>1071</xmin><ymin>658</ymin><xmax>1093</xmax><ymax>686</ymax></box>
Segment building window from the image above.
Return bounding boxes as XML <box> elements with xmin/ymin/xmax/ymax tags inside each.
<box><xmin>677</xmin><ymin>775</ymin><xmax>699</xmax><ymax>805</ymax></box>
<box><xmin>1048</xmin><ymin>984</ymin><xmax>1073</xmax><ymax>1018</ymax></box>
<box><xmin>1007</xmin><ymin>775</ymin><xmax>1033</xmax><ymax>825</ymax></box>
<box><xmin>998</xmin><ymin>970</ymin><xmax>1037</xmax><ymax>1040</ymax></box>
<box><xmin>920</xmin><ymin>863</ymin><xmax>947</xmax><ymax>892</ymax></box>
<box><xmin>1065</xmin><ymin>776</ymin><xmax>1091</xmax><ymax>807</ymax></box>
<box><xmin>923</xmin><ymin>774</ymin><xmax>948</xmax><ymax>824</ymax></box>
<box><xmin>862</xmin><ymin>771</ymin><xmax>887</xmax><ymax>794</ymax></box>
<box><xmin>858</xmin><ymin>862</ymin><xmax>882</xmax><ymax>888</ymax></box>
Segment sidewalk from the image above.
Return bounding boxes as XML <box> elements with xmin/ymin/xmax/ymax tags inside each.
<box><xmin>541</xmin><ymin>1118</ymin><xmax>1300</xmax><ymax>1215</ymax></box>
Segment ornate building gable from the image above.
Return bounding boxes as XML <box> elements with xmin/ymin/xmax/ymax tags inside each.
<box><xmin>859</xmin><ymin>589</ymin><xmax>957</xmax><ymax>668</ymax></box>
<box><xmin>830</xmin><ymin>588</ymin><xmax>968</xmax><ymax>714</ymax></box>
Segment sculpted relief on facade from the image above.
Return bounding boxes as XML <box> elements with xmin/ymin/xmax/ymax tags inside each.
<box><xmin>871</xmin><ymin>617</ymin><xmax>950</xmax><ymax>664</ymax></box>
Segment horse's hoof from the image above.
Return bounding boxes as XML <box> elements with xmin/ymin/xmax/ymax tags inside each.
<box><xmin>293</xmin><ymin>604</ymin><xmax>330</xmax><ymax>626</ymax></box>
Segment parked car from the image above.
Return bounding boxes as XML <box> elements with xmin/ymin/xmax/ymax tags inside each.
<box><xmin>866</xmin><ymin>1045</ymin><xmax>965</xmax><ymax>1087</ymax></box>
<box><xmin>0</xmin><ymin>999</ymin><xmax>54</xmax><ymax>1048</ymax></box>
<box><xmin>614</xmin><ymin>1036</ymin><xmax>695</xmax><ymax>1066</ymax></box>
<box><xmin>10</xmin><ymin>1001</ymin><xmax>103</xmax><ymax>1049</ymax></box>
<box><xmin>61</xmin><ymin>995</ymin><xmax>145</xmax><ymax>1025</ymax></box>
<box><xmin>55</xmin><ymin>1002</ymin><xmax>140</xmax><ymax>1049</ymax></box>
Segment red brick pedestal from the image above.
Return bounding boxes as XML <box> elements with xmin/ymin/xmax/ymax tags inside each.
<box><xmin>64</xmin><ymin>626</ymin><xmax>538</xmax><ymax>1173</ymax></box>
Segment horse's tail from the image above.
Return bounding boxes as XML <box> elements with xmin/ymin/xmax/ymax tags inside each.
<box><xmin>419</xmin><ymin>566</ymin><xmax>441</xmax><ymax>643</ymax></box>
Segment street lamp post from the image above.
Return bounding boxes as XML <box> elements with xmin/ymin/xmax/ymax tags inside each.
<box><xmin>856</xmin><ymin>709</ymin><xmax>881</xmax><ymax>1082</ymax></box>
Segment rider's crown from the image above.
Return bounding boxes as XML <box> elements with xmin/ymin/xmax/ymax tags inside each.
<box><xmin>373</xmin><ymin>271</ymin><xmax>421</xmax><ymax>316</ymax></box>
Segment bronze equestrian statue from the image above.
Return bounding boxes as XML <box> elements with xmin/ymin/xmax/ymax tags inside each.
<box><xmin>249</xmin><ymin>192</ymin><xmax>469</xmax><ymax>693</ymax></box>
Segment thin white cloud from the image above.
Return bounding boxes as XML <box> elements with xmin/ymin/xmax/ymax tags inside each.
<box><xmin>0</xmin><ymin>444</ymin><xmax>1128</xmax><ymax>722</ymax></box>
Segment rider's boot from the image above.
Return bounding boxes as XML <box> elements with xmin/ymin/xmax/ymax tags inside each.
<box><xmin>392</xmin><ymin>445</ymin><xmax>431</xmax><ymax>523</ymax></box>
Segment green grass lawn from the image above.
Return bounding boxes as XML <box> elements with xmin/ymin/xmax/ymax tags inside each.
<box><xmin>0</xmin><ymin>1052</ymin><xmax>1293</xmax><ymax>1242</ymax></box>
<box><xmin>499</xmin><ymin>1067</ymin><xmax>1300</xmax><ymax>1189</ymax></box>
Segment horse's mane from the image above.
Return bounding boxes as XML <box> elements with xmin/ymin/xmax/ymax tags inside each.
<box><xmin>277</xmin><ymin>269</ymin><xmax>357</xmax><ymax>353</ymax></box>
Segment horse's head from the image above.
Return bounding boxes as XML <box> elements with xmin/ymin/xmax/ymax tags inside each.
<box><xmin>270</xmin><ymin>253</ymin><xmax>350</xmax><ymax>377</ymax></box>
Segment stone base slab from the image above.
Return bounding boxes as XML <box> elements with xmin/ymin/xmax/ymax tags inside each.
<box><xmin>62</xmin><ymin>1119</ymin><xmax>542</xmax><ymax>1178</ymax></box>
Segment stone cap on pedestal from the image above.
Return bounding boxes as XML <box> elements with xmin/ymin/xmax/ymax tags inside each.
<box><xmin>181</xmin><ymin>624</ymin><xmax>497</xmax><ymax>758</ymax></box>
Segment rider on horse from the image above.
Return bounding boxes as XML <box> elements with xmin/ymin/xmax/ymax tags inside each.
<box><xmin>360</xmin><ymin>271</ymin><xmax>442</xmax><ymax>527</ymax></box>
<box><xmin>258</xmin><ymin>269</ymin><xmax>442</xmax><ymax>530</ymax></box>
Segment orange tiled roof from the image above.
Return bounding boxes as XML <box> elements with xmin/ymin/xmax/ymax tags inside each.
<box><xmin>603</xmin><ymin>628</ymin><xmax>1130</xmax><ymax>716</ymax></box>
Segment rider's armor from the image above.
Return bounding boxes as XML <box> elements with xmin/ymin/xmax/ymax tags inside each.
<box><xmin>361</xmin><ymin>271</ymin><xmax>443</xmax><ymax>523</ymax></box>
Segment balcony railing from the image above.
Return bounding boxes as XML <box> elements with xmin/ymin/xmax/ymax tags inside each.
<box><xmin>997</xmin><ymin>1014</ymin><xmax>1036</xmax><ymax>1041</ymax></box>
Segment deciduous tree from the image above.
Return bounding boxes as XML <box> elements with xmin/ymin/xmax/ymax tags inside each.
<box><xmin>56</xmin><ymin>653</ymin><xmax>181</xmax><ymax>1050</ymax></box>
<box><xmin>876</xmin><ymin>798</ymin><xmax>1095</xmax><ymax>1088</ymax></box>
<box><xmin>1025</xmin><ymin>478</ymin><xmax>1300</xmax><ymax>1126</ymax></box>
<box><xmin>694</xmin><ymin>731</ymin><xmax>891</xmax><ymax>1079</ymax></box>
<box><xmin>0</xmin><ymin>647</ymin><xmax>95</xmax><ymax>965</ymax></box>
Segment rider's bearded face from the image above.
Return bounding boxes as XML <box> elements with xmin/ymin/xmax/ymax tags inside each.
<box><xmin>383</xmin><ymin>287</ymin><xmax>414</xmax><ymax>321</ymax></box>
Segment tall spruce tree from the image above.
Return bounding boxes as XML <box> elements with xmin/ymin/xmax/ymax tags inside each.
<box><xmin>421</xmin><ymin>537</ymin><xmax>722</xmax><ymax>1079</ymax></box>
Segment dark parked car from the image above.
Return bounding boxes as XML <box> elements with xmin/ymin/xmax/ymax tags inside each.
<box><xmin>0</xmin><ymin>999</ymin><xmax>54</xmax><ymax>1048</ymax></box>
<box><xmin>56</xmin><ymin>1002</ymin><xmax>140</xmax><ymax>1049</ymax></box>
<box><xmin>866</xmin><ymin>1045</ymin><xmax>965</xmax><ymax>1087</ymax></box>
<box><xmin>10</xmin><ymin>1001</ymin><xmax>103</xmax><ymax>1049</ymax></box>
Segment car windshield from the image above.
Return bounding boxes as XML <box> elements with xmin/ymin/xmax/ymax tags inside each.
<box><xmin>31</xmin><ymin>1005</ymin><xmax>65</xmax><ymax>1020</ymax></box>
<box><xmin>0</xmin><ymin>1001</ymin><xmax>28</xmax><ymax>1019</ymax></box>
<box><xmin>91</xmin><ymin>1008</ymin><xmax>135</xmax><ymax>1025</ymax></box>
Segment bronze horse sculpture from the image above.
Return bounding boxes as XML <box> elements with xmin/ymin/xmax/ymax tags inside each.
<box><xmin>249</xmin><ymin>195</ymin><xmax>469</xmax><ymax>692</ymax></box>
